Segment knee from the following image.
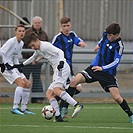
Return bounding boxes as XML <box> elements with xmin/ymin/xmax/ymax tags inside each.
<box><xmin>76</xmin><ymin>85</ymin><xmax>82</xmax><ymax>92</ymax></box>
<box><xmin>113</xmin><ymin>96</ymin><xmax>123</xmax><ymax>104</ymax></box>
<box><xmin>27</xmin><ymin>81</ymin><xmax>31</xmax><ymax>88</ymax></box>
<box><xmin>19</xmin><ymin>81</ymin><xmax>26</xmax><ymax>88</ymax></box>
<box><xmin>24</xmin><ymin>81</ymin><xmax>31</xmax><ymax>88</ymax></box>
<box><xmin>70</xmin><ymin>78</ymin><xmax>77</xmax><ymax>87</ymax></box>
<box><xmin>46</xmin><ymin>89</ymin><xmax>54</xmax><ymax>101</ymax></box>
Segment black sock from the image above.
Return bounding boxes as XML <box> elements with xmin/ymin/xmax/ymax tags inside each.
<box><xmin>119</xmin><ymin>99</ymin><xmax>133</xmax><ymax>117</ymax></box>
<box><xmin>59</xmin><ymin>100</ymin><xmax>69</xmax><ymax>108</ymax></box>
<box><xmin>66</xmin><ymin>86</ymin><xmax>80</xmax><ymax>97</ymax></box>
<box><xmin>55</xmin><ymin>96</ymin><xmax>61</xmax><ymax>101</ymax></box>
<box><xmin>74</xmin><ymin>89</ymin><xmax>80</xmax><ymax>95</ymax></box>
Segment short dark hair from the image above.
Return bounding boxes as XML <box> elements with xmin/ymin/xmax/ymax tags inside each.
<box><xmin>15</xmin><ymin>24</ymin><xmax>25</xmax><ymax>31</ymax></box>
<box><xmin>106</xmin><ymin>23</ymin><xmax>120</xmax><ymax>35</ymax></box>
<box><xmin>25</xmin><ymin>32</ymin><xmax>38</xmax><ymax>45</ymax></box>
<box><xmin>60</xmin><ymin>16</ymin><xmax>71</xmax><ymax>24</ymax></box>
<box><xmin>19</xmin><ymin>17</ymin><xmax>30</xmax><ymax>25</ymax></box>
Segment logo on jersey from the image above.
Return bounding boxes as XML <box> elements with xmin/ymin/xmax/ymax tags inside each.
<box><xmin>68</xmin><ymin>39</ymin><xmax>72</xmax><ymax>43</ymax></box>
<box><xmin>106</xmin><ymin>44</ymin><xmax>112</xmax><ymax>49</ymax></box>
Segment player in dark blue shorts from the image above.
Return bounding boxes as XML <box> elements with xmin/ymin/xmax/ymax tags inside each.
<box><xmin>70</xmin><ymin>23</ymin><xmax>133</xmax><ymax>123</ymax></box>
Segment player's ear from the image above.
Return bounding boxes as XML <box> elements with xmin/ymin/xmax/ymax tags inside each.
<box><xmin>115</xmin><ymin>33</ymin><xmax>119</xmax><ymax>38</ymax></box>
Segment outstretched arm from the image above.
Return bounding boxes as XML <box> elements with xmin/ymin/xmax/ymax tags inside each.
<box><xmin>13</xmin><ymin>51</ymin><xmax>38</xmax><ymax>68</ymax></box>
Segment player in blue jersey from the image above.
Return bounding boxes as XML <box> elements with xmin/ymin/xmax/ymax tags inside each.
<box><xmin>69</xmin><ymin>23</ymin><xmax>133</xmax><ymax>123</ymax></box>
<box><xmin>51</xmin><ymin>16</ymin><xmax>87</xmax><ymax>118</ymax></box>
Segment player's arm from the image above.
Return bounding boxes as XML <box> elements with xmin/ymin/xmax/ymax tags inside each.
<box><xmin>71</xmin><ymin>31</ymin><xmax>87</xmax><ymax>48</ymax></box>
<box><xmin>1</xmin><ymin>40</ymin><xmax>14</xmax><ymax>70</ymax></box>
<box><xmin>13</xmin><ymin>51</ymin><xmax>38</xmax><ymax>68</ymax></box>
<box><xmin>92</xmin><ymin>47</ymin><xmax>123</xmax><ymax>72</ymax></box>
<box><xmin>94</xmin><ymin>44</ymin><xmax>100</xmax><ymax>52</ymax></box>
<box><xmin>78</xmin><ymin>41</ymin><xmax>87</xmax><ymax>48</ymax></box>
<box><xmin>32</xmin><ymin>56</ymin><xmax>44</xmax><ymax>65</ymax></box>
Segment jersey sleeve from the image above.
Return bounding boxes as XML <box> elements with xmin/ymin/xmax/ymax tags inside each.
<box><xmin>102</xmin><ymin>44</ymin><xmax>123</xmax><ymax>71</ymax></box>
<box><xmin>23</xmin><ymin>51</ymin><xmax>38</xmax><ymax>65</ymax></box>
<box><xmin>1</xmin><ymin>39</ymin><xmax>13</xmax><ymax>64</ymax></box>
<box><xmin>71</xmin><ymin>31</ymin><xmax>83</xmax><ymax>46</ymax></box>
<box><xmin>51</xmin><ymin>34</ymin><xmax>62</xmax><ymax>49</ymax></box>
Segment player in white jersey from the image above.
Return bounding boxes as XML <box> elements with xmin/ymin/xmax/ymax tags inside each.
<box><xmin>13</xmin><ymin>32</ymin><xmax>83</xmax><ymax>122</ymax></box>
<box><xmin>0</xmin><ymin>25</ymin><xmax>35</xmax><ymax>115</ymax></box>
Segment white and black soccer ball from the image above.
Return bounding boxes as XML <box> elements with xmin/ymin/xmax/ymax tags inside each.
<box><xmin>42</xmin><ymin>105</ymin><xmax>55</xmax><ymax>120</ymax></box>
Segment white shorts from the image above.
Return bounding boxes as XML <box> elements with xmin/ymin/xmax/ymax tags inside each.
<box><xmin>1</xmin><ymin>68</ymin><xmax>25</xmax><ymax>84</ymax></box>
<box><xmin>48</xmin><ymin>62</ymin><xmax>70</xmax><ymax>90</ymax></box>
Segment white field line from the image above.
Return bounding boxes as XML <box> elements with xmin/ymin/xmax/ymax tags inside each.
<box><xmin>0</xmin><ymin>106</ymin><xmax>133</xmax><ymax>110</ymax></box>
<box><xmin>0</xmin><ymin>124</ymin><xmax>133</xmax><ymax>130</ymax></box>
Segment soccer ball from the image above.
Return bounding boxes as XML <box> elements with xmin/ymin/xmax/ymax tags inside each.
<box><xmin>42</xmin><ymin>105</ymin><xmax>55</xmax><ymax>120</ymax></box>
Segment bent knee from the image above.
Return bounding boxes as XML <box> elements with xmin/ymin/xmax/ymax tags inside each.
<box><xmin>19</xmin><ymin>81</ymin><xmax>26</xmax><ymax>87</ymax></box>
<box><xmin>46</xmin><ymin>89</ymin><xmax>54</xmax><ymax>101</ymax></box>
<box><xmin>70</xmin><ymin>78</ymin><xmax>78</xmax><ymax>87</ymax></box>
<box><xmin>114</xmin><ymin>96</ymin><xmax>123</xmax><ymax>103</ymax></box>
<box><xmin>26</xmin><ymin>81</ymin><xmax>31</xmax><ymax>88</ymax></box>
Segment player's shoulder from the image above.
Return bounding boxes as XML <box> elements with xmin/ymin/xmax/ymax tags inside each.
<box><xmin>6</xmin><ymin>36</ymin><xmax>16</xmax><ymax>44</ymax></box>
<box><xmin>54</xmin><ymin>32</ymin><xmax>62</xmax><ymax>38</ymax></box>
<box><xmin>40</xmin><ymin>41</ymin><xmax>52</xmax><ymax>46</ymax></box>
<box><xmin>70</xmin><ymin>31</ymin><xmax>75</xmax><ymax>34</ymax></box>
<box><xmin>51</xmin><ymin>32</ymin><xmax>62</xmax><ymax>44</ymax></box>
<box><xmin>69</xmin><ymin>31</ymin><xmax>77</xmax><ymax>36</ymax></box>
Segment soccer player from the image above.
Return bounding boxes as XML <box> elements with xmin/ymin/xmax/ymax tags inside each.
<box><xmin>51</xmin><ymin>16</ymin><xmax>87</xmax><ymax>118</ymax></box>
<box><xmin>69</xmin><ymin>23</ymin><xmax>133</xmax><ymax>123</ymax></box>
<box><xmin>13</xmin><ymin>32</ymin><xmax>83</xmax><ymax>122</ymax></box>
<box><xmin>0</xmin><ymin>24</ymin><xmax>35</xmax><ymax>115</ymax></box>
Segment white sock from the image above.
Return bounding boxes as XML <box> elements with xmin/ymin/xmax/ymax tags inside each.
<box><xmin>49</xmin><ymin>98</ymin><xmax>60</xmax><ymax>116</ymax></box>
<box><xmin>21</xmin><ymin>88</ymin><xmax>30</xmax><ymax>111</ymax></box>
<box><xmin>60</xmin><ymin>91</ymin><xmax>77</xmax><ymax>106</ymax></box>
<box><xmin>13</xmin><ymin>86</ymin><xmax>23</xmax><ymax>109</ymax></box>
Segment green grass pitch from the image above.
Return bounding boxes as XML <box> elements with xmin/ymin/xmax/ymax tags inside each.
<box><xmin>0</xmin><ymin>103</ymin><xmax>133</xmax><ymax>133</ymax></box>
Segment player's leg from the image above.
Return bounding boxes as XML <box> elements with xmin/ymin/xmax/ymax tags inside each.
<box><xmin>54</xmin><ymin>87</ymin><xmax>83</xmax><ymax>118</ymax></box>
<box><xmin>11</xmin><ymin>77</ymin><xmax>26</xmax><ymax>115</ymax></box>
<box><xmin>70</xmin><ymin>73</ymin><xmax>86</xmax><ymax>87</ymax></box>
<box><xmin>109</xmin><ymin>87</ymin><xmax>133</xmax><ymax>123</ymax></box>
<box><xmin>59</xmin><ymin>85</ymin><xmax>81</xmax><ymax>118</ymax></box>
<box><xmin>21</xmin><ymin>78</ymin><xmax>35</xmax><ymax>114</ymax></box>
<box><xmin>46</xmin><ymin>89</ymin><xmax>64</xmax><ymax>122</ymax></box>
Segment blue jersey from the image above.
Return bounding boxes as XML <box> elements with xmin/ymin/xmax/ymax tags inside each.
<box><xmin>91</xmin><ymin>32</ymin><xmax>124</xmax><ymax>76</ymax></box>
<box><xmin>51</xmin><ymin>31</ymin><xmax>82</xmax><ymax>66</ymax></box>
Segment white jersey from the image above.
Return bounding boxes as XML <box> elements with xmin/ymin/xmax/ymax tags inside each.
<box><xmin>23</xmin><ymin>41</ymin><xmax>66</xmax><ymax>69</ymax></box>
<box><xmin>1</xmin><ymin>36</ymin><xmax>24</xmax><ymax>66</ymax></box>
<box><xmin>23</xmin><ymin>41</ymin><xmax>70</xmax><ymax>90</ymax></box>
<box><xmin>0</xmin><ymin>36</ymin><xmax>25</xmax><ymax>84</ymax></box>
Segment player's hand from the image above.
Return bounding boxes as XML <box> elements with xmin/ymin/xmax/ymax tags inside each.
<box><xmin>78</xmin><ymin>42</ymin><xmax>87</xmax><ymax>48</ymax></box>
<box><xmin>5</xmin><ymin>63</ymin><xmax>13</xmax><ymax>70</ymax></box>
<box><xmin>0</xmin><ymin>63</ymin><xmax>5</xmax><ymax>73</ymax></box>
<box><xmin>94</xmin><ymin>45</ymin><xmax>100</xmax><ymax>52</ymax></box>
<box><xmin>91</xmin><ymin>66</ymin><xmax>102</xmax><ymax>72</ymax></box>
<box><xmin>57</xmin><ymin>61</ymin><xmax>64</xmax><ymax>71</ymax></box>
<box><xmin>13</xmin><ymin>63</ymin><xmax>24</xmax><ymax>68</ymax></box>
